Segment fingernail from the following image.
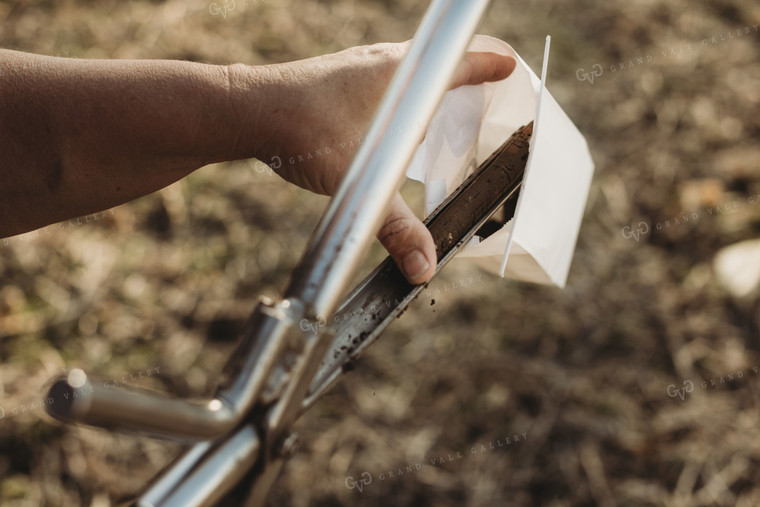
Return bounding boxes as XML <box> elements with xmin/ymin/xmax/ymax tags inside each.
<box><xmin>402</xmin><ymin>249</ymin><xmax>430</xmax><ymax>283</ymax></box>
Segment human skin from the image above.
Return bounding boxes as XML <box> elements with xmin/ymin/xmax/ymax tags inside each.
<box><xmin>0</xmin><ymin>37</ymin><xmax>516</xmax><ymax>283</ymax></box>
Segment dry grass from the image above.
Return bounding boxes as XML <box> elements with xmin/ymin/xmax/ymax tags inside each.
<box><xmin>2</xmin><ymin>0</ymin><xmax>760</xmax><ymax>506</ymax></box>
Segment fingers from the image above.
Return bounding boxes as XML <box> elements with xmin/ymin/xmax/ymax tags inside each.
<box><xmin>377</xmin><ymin>194</ymin><xmax>437</xmax><ymax>285</ymax></box>
<box><xmin>451</xmin><ymin>51</ymin><xmax>517</xmax><ymax>89</ymax></box>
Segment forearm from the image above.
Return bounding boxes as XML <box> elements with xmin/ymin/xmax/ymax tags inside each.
<box><xmin>0</xmin><ymin>50</ymin><xmax>270</xmax><ymax>237</ymax></box>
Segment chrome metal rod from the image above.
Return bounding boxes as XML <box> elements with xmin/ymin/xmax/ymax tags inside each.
<box><xmin>45</xmin><ymin>297</ymin><xmax>301</xmax><ymax>441</ymax></box>
<box><xmin>137</xmin><ymin>441</ymin><xmax>214</xmax><ymax>506</ymax></box>
<box><xmin>284</xmin><ymin>0</ymin><xmax>492</xmax><ymax>319</ymax></box>
<box><xmin>216</xmin><ymin>297</ymin><xmax>305</xmax><ymax>418</ymax></box>
<box><xmin>136</xmin><ymin>425</ymin><xmax>260</xmax><ymax>507</ymax></box>
<box><xmin>46</xmin><ymin>370</ymin><xmax>235</xmax><ymax>440</ymax></box>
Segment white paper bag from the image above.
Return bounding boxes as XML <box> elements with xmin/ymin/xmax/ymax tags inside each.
<box><xmin>406</xmin><ymin>35</ymin><xmax>595</xmax><ymax>287</ymax></box>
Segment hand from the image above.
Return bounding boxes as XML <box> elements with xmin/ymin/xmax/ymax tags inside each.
<box><xmin>243</xmin><ymin>36</ymin><xmax>517</xmax><ymax>284</ymax></box>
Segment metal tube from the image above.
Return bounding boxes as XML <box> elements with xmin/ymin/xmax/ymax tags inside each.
<box><xmin>46</xmin><ymin>370</ymin><xmax>236</xmax><ymax>440</ymax></box>
<box><xmin>45</xmin><ymin>298</ymin><xmax>303</xmax><ymax>441</ymax></box>
<box><xmin>284</xmin><ymin>0</ymin><xmax>492</xmax><ymax>319</ymax></box>
<box><xmin>216</xmin><ymin>297</ymin><xmax>305</xmax><ymax>415</ymax></box>
<box><xmin>137</xmin><ymin>441</ymin><xmax>214</xmax><ymax>506</ymax></box>
<box><xmin>136</xmin><ymin>425</ymin><xmax>261</xmax><ymax>507</ymax></box>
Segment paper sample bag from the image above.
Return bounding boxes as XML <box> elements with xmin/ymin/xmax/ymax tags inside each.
<box><xmin>406</xmin><ymin>36</ymin><xmax>595</xmax><ymax>287</ymax></box>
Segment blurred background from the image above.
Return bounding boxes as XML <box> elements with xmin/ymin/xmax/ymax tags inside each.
<box><xmin>1</xmin><ymin>0</ymin><xmax>760</xmax><ymax>505</ymax></box>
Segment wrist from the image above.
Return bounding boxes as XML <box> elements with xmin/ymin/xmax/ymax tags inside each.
<box><xmin>225</xmin><ymin>62</ymin><xmax>290</xmax><ymax>165</ymax></box>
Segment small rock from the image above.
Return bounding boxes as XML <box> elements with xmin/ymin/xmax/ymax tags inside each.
<box><xmin>713</xmin><ymin>239</ymin><xmax>760</xmax><ymax>299</ymax></box>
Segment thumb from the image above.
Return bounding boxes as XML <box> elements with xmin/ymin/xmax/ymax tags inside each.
<box><xmin>377</xmin><ymin>193</ymin><xmax>437</xmax><ymax>284</ymax></box>
<box><xmin>451</xmin><ymin>51</ymin><xmax>516</xmax><ymax>89</ymax></box>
